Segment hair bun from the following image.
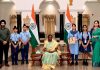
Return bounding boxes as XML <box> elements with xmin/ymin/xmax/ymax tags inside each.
<box><xmin>13</xmin><ymin>26</ymin><xmax>17</xmax><ymax>29</ymax></box>
<box><xmin>23</xmin><ymin>24</ymin><xmax>26</xmax><ymax>27</ymax></box>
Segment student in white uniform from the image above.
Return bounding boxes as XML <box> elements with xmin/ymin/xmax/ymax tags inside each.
<box><xmin>10</xmin><ymin>26</ymin><xmax>20</xmax><ymax>65</ymax></box>
<box><xmin>20</xmin><ymin>24</ymin><xmax>31</xmax><ymax>64</ymax></box>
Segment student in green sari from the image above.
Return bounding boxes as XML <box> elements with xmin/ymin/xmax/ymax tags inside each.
<box><xmin>91</xmin><ymin>20</ymin><xmax>100</xmax><ymax>67</ymax></box>
<box><xmin>42</xmin><ymin>35</ymin><xmax>60</xmax><ymax>70</ymax></box>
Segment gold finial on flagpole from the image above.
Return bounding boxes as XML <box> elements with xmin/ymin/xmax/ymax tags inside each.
<box><xmin>69</xmin><ymin>0</ymin><xmax>73</xmax><ymax>5</ymax></box>
<box><xmin>67</xmin><ymin>0</ymin><xmax>73</xmax><ymax>6</ymax></box>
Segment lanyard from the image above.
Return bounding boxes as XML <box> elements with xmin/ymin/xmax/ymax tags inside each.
<box><xmin>14</xmin><ymin>33</ymin><xmax>18</xmax><ymax>43</ymax></box>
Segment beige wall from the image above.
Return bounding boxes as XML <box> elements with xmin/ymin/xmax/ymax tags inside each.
<box><xmin>0</xmin><ymin>1</ymin><xmax>15</xmax><ymax>30</ymax></box>
<box><xmin>0</xmin><ymin>0</ymin><xmax>99</xmax><ymax>31</ymax></box>
<box><xmin>12</xmin><ymin>0</ymin><xmax>97</xmax><ymax>12</ymax></box>
<box><xmin>12</xmin><ymin>0</ymin><xmax>98</xmax><ymax>31</ymax></box>
<box><xmin>84</xmin><ymin>2</ymin><xmax>100</xmax><ymax>30</ymax></box>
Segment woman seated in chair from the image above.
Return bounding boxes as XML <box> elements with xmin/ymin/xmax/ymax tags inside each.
<box><xmin>42</xmin><ymin>35</ymin><xmax>60</xmax><ymax>70</ymax></box>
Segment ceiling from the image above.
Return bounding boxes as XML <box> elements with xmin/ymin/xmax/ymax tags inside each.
<box><xmin>0</xmin><ymin>0</ymin><xmax>99</xmax><ymax>11</ymax></box>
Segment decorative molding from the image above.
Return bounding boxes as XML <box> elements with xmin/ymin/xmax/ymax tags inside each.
<box><xmin>0</xmin><ymin>1</ymin><xmax>14</xmax><ymax>5</ymax></box>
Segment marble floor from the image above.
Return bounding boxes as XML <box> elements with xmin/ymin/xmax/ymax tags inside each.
<box><xmin>0</xmin><ymin>61</ymin><xmax>100</xmax><ymax>70</ymax></box>
<box><xmin>1</xmin><ymin>47</ymin><xmax>99</xmax><ymax>70</ymax></box>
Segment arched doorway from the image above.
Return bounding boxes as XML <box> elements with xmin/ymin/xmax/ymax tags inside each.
<box><xmin>39</xmin><ymin>0</ymin><xmax>60</xmax><ymax>38</ymax></box>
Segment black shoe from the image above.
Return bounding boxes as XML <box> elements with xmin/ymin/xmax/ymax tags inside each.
<box><xmin>85</xmin><ymin>62</ymin><xmax>88</xmax><ymax>66</ymax></box>
<box><xmin>0</xmin><ymin>64</ymin><xmax>2</xmax><ymax>69</ymax></box>
<box><xmin>15</xmin><ymin>63</ymin><xmax>18</xmax><ymax>65</ymax></box>
<box><xmin>83</xmin><ymin>61</ymin><xmax>85</xmax><ymax>65</ymax></box>
<box><xmin>70</xmin><ymin>62</ymin><xmax>74</xmax><ymax>65</ymax></box>
<box><xmin>26</xmin><ymin>61</ymin><xmax>29</xmax><ymax>64</ymax></box>
<box><xmin>75</xmin><ymin>61</ymin><xmax>78</xmax><ymax>65</ymax></box>
<box><xmin>12</xmin><ymin>63</ymin><xmax>15</xmax><ymax>65</ymax></box>
<box><xmin>21</xmin><ymin>62</ymin><xmax>24</xmax><ymax>65</ymax></box>
<box><xmin>5</xmin><ymin>64</ymin><xmax>10</xmax><ymax>67</ymax></box>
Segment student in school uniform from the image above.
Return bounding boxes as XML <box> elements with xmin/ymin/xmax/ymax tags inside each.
<box><xmin>20</xmin><ymin>24</ymin><xmax>31</xmax><ymax>64</ymax></box>
<box><xmin>79</xmin><ymin>25</ymin><xmax>91</xmax><ymax>66</ymax></box>
<box><xmin>10</xmin><ymin>26</ymin><xmax>20</xmax><ymax>65</ymax></box>
<box><xmin>68</xmin><ymin>24</ymin><xmax>80</xmax><ymax>65</ymax></box>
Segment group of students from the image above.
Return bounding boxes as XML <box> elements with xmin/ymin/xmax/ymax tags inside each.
<box><xmin>10</xmin><ymin>24</ymin><xmax>31</xmax><ymax>65</ymax></box>
<box><xmin>0</xmin><ymin>19</ymin><xmax>31</xmax><ymax>69</ymax></box>
<box><xmin>68</xmin><ymin>20</ymin><xmax>100</xmax><ymax>67</ymax></box>
<box><xmin>68</xmin><ymin>24</ymin><xmax>91</xmax><ymax>66</ymax></box>
<box><xmin>0</xmin><ymin>19</ymin><xmax>100</xmax><ymax>70</ymax></box>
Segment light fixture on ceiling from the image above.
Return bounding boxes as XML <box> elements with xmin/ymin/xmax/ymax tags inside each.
<box><xmin>46</xmin><ymin>0</ymin><xmax>54</xmax><ymax>1</ymax></box>
<box><xmin>2</xmin><ymin>0</ymin><xmax>11</xmax><ymax>2</ymax></box>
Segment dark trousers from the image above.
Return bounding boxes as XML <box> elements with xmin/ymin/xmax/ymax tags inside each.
<box><xmin>71</xmin><ymin>54</ymin><xmax>78</xmax><ymax>62</ymax></box>
<box><xmin>0</xmin><ymin>42</ymin><xmax>9</xmax><ymax>64</ymax></box>
<box><xmin>21</xmin><ymin>43</ymin><xmax>29</xmax><ymax>63</ymax></box>
<box><xmin>11</xmin><ymin>45</ymin><xmax>19</xmax><ymax>64</ymax></box>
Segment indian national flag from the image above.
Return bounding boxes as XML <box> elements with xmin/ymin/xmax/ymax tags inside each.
<box><xmin>64</xmin><ymin>4</ymin><xmax>72</xmax><ymax>44</ymax></box>
<box><xmin>29</xmin><ymin>5</ymin><xmax>40</xmax><ymax>50</ymax></box>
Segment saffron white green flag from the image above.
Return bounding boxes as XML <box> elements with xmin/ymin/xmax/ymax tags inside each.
<box><xmin>29</xmin><ymin>4</ymin><xmax>40</xmax><ymax>48</ymax></box>
<box><xmin>64</xmin><ymin>4</ymin><xmax>72</xmax><ymax>44</ymax></box>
